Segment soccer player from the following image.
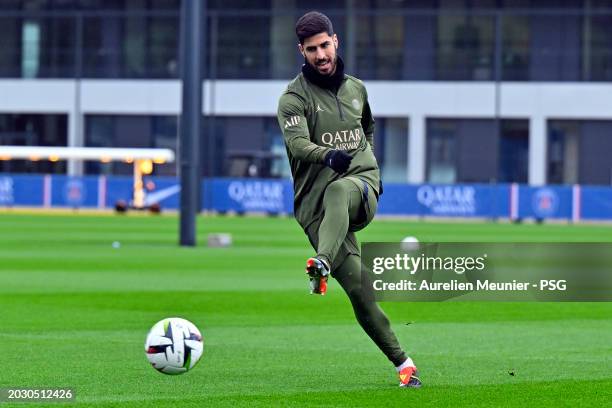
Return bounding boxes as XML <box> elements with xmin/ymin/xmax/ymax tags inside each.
<box><xmin>277</xmin><ymin>11</ymin><xmax>421</xmax><ymax>388</ymax></box>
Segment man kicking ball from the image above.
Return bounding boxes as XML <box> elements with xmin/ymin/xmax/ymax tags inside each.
<box><xmin>277</xmin><ymin>11</ymin><xmax>421</xmax><ymax>388</ymax></box>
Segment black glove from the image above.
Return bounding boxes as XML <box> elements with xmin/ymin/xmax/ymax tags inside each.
<box><xmin>324</xmin><ymin>150</ymin><xmax>353</xmax><ymax>174</ymax></box>
<box><xmin>378</xmin><ymin>180</ymin><xmax>384</xmax><ymax>197</ymax></box>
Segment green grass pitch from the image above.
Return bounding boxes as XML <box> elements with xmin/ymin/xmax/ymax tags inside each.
<box><xmin>0</xmin><ymin>213</ymin><xmax>611</xmax><ymax>407</ymax></box>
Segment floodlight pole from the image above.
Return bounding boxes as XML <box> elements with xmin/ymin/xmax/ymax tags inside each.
<box><xmin>179</xmin><ymin>0</ymin><xmax>205</xmax><ymax>246</ymax></box>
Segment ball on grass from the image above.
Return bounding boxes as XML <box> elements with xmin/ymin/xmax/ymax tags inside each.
<box><xmin>400</xmin><ymin>236</ymin><xmax>420</xmax><ymax>251</ymax></box>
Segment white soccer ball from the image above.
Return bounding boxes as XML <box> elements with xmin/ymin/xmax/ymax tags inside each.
<box><xmin>145</xmin><ymin>317</ymin><xmax>204</xmax><ymax>375</ymax></box>
<box><xmin>401</xmin><ymin>236</ymin><xmax>420</xmax><ymax>251</ymax></box>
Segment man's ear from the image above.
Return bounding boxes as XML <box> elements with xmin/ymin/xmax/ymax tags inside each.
<box><xmin>298</xmin><ymin>43</ymin><xmax>305</xmax><ymax>58</ymax></box>
<box><xmin>332</xmin><ymin>34</ymin><xmax>338</xmax><ymax>49</ymax></box>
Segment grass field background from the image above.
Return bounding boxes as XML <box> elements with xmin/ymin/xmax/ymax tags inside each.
<box><xmin>0</xmin><ymin>213</ymin><xmax>611</xmax><ymax>407</ymax></box>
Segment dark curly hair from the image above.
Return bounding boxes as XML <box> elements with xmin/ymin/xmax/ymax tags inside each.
<box><xmin>295</xmin><ymin>11</ymin><xmax>334</xmax><ymax>45</ymax></box>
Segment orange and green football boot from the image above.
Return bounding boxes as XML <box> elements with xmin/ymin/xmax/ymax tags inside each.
<box><xmin>398</xmin><ymin>366</ymin><xmax>422</xmax><ymax>388</ymax></box>
<box><xmin>305</xmin><ymin>257</ymin><xmax>330</xmax><ymax>295</ymax></box>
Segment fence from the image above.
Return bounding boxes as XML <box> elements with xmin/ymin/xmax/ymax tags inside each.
<box><xmin>1</xmin><ymin>174</ymin><xmax>611</xmax><ymax>222</ymax></box>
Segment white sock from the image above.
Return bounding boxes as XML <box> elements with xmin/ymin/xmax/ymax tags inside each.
<box><xmin>318</xmin><ymin>257</ymin><xmax>330</xmax><ymax>272</ymax></box>
<box><xmin>395</xmin><ymin>357</ymin><xmax>415</xmax><ymax>372</ymax></box>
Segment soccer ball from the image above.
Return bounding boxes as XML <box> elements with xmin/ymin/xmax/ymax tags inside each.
<box><xmin>400</xmin><ymin>236</ymin><xmax>420</xmax><ymax>251</ymax></box>
<box><xmin>145</xmin><ymin>317</ymin><xmax>204</xmax><ymax>375</ymax></box>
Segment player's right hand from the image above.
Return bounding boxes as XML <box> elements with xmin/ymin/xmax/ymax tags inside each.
<box><xmin>325</xmin><ymin>150</ymin><xmax>353</xmax><ymax>174</ymax></box>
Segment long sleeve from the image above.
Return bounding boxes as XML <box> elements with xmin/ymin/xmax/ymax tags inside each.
<box><xmin>361</xmin><ymin>87</ymin><xmax>375</xmax><ymax>151</ymax></box>
<box><xmin>278</xmin><ymin>93</ymin><xmax>330</xmax><ymax>164</ymax></box>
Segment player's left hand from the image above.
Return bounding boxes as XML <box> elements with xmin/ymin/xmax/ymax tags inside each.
<box><xmin>325</xmin><ymin>150</ymin><xmax>353</xmax><ymax>174</ymax></box>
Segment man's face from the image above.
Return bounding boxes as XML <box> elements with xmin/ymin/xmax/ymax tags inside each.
<box><xmin>299</xmin><ymin>32</ymin><xmax>339</xmax><ymax>76</ymax></box>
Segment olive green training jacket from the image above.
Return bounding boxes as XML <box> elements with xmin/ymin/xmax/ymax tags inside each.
<box><xmin>277</xmin><ymin>72</ymin><xmax>380</xmax><ymax>230</ymax></box>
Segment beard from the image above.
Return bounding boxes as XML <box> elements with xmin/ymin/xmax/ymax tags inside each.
<box><xmin>309</xmin><ymin>53</ymin><xmax>337</xmax><ymax>76</ymax></box>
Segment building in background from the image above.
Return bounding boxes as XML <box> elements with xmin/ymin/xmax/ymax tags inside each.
<box><xmin>1</xmin><ymin>0</ymin><xmax>612</xmax><ymax>186</ymax></box>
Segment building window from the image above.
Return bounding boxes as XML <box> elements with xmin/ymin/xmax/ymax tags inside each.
<box><xmin>436</xmin><ymin>13</ymin><xmax>495</xmax><ymax>80</ymax></box>
<box><xmin>378</xmin><ymin>118</ymin><xmax>408</xmax><ymax>183</ymax></box>
<box><xmin>498</xmin><ymin>120</ymin><xmax>528</xmax><ymax>183</ymax></box>
<box><xmin>529</xmin><ymin>13</ymin><xmax>582</xmax><ymax>81</ymax></box>
<box><xmin>85</xmin><ymin>115</ymin><xmax>177</xmax><ymax>175</ymax></box>
<box><xmin>0</xmin><ymin>16</ymin><xmax>21</xmax><ymax>77</ymax></box>
<box><xmin>588</xmin><ymin>13</ymin><xmax>612</xmax><ymax>81</ymax></box>
<box><xmin>354</xmin><ymin>15</ymin><xmax>404</xmax><ymax>80</ymax></box>
<box><xmin>0</xmin><ymin>16</ymin><xmax>77</xmax><ymax>78</ymax></box>
<box><xmin>427</xmin><ymin>120</ymin><xmax>457</xmax><ymax>183</ymax></box>
<box><xmin>265</xmin><ymin>118</ymin><xmax>291</xmax><ymax>179</ymax></box>
<box><xmin>548</xmin><ymin>120</ymin><xmax>612</xmax><ymax>186</ymax></box>
<box><xmin>205</xmin><ymin>116</ymin><xmax>288</xmax><ymax>178</ymax></box>
<box><xmin>0</xmin><ymin>114</ymin><xmax>68</xmax><ymax>174</ymax></box>
<box><xmin>214</xmin><ymin>16</ymin><xmax>272</xmax><ymax>79</ymax></box>
<box><xmin>83</xmin><ymin>15</ymin><xmax>179</xmax><ymax>78</ymax></box>
<box><xmin>548</xmin><ymin>121</ymin><xmax>579</xmax><ymax>185</ymax></box>
<box><xmin>427</xmin><ymin>118</ymin><xmax>528</xmax><ymax>184</ymax></box>
<box><xmin>502</xmin><ymin>15</ymin><xmax>530</xmax><ymax>81</ymax></box>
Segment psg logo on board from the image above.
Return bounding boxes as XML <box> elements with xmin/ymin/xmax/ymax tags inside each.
<box><xmin>532</xmin><ymin>188</ymin><xmax>559</xmax><ymax>218</ymax></box>
<box><xmin>64</xmin><ymin>179</ymin><xmax>85</xmax><ymax>206</ymax></box>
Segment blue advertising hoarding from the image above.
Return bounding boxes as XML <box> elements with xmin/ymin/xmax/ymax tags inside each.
<box><xmin>51</xmin><ymin>176</ymin><xmax>99</xmax><ymax>208</ymax></box>
<box><xmin>1</xmin><ymin>173</ymin><xmax>611</xmax><ymax>222</ymax></box>
<box><xmin>581</xmin><ymin>186</ymin><xmax>612</xmax><ymax>221</ymax></box>
<box><xmin>377</xmin><ymin>184</ymin><xmax>510</xmax><ymax>218</ymax></box>
<box><xmin>203</xmin><ymin>178</ymin><xmax>294</xmax><ymax>214</ymax></box>
<box><xmin>517</xmin><ymin>186</ymin><xmax>573</xmax><ymax>220</ymax></box>
<box><xmin>0</xmin><ymin>175</ymin><xmax>45</xmax><ymax>207</ymax></box>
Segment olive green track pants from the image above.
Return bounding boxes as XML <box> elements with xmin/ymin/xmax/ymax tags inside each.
<box><xmin>305</xmin><ymin>178</ymin><xmax>407</xmax><ymax>366</ymax></box>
